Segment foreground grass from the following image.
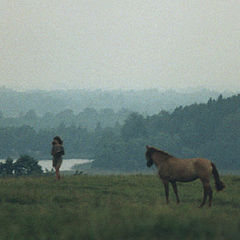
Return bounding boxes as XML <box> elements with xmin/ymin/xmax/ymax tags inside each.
<box><xmin>0</xmin><ymin>174</ymin><xmax>239</xmax><ymax>240</ymax></box>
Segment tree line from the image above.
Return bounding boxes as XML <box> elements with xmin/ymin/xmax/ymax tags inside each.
<box><xmin>0</xmin><ymin>94</ymin><xmax>240</xmax><ymax>171</ymax></box>
<box><xmin>0</xmin><ymin>107</ymin><xmax>131</xmax><ymax>131</ymax></box>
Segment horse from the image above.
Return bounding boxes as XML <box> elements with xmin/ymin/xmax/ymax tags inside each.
<box><xmin>145</xmin><ymin>146</ymin><xmax>225</xmax><ymax>207</ymax></box>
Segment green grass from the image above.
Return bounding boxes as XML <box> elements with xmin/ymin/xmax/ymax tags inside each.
<box><xmin>0</xmin><ymin>174</ymin><xmax>239</xmax><ymax>240</ymax></box>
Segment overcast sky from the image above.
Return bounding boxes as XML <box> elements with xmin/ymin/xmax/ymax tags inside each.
<box><xmin>1</xmin><ymin>0</ymin><xmax>239</xmax><ymax>92</ymax></box>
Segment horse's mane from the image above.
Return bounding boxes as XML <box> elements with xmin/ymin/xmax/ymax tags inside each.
<box><xmin>146</xmin><ymin>146</ymin><xmax>173</xmax><ymax>158</ymax></box>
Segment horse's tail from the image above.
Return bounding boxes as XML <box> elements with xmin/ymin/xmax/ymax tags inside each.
<box><xmin>211</xmin><ymin>162</ymin><xmax>225</xmax><ymax>191</ymax></box>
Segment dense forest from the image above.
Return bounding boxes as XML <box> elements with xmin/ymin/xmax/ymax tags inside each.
<box><xmin>0</xmin><ymin>93</ymin><xmax>240</xmax><ymax>171</ymax></box>
<box><xmin>92</xmin><ymin>94</ymin><xmax>240</xmax><ymax>170</ymax></box>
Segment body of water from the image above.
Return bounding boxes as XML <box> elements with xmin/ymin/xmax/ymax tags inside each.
<box><xmin>0</xmin><ymin>159</ymin><xmax>93</xmax><ymax>172</ymax></box>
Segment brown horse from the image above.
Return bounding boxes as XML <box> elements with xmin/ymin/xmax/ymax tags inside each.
<box><xmin>145</xmin><ymin>146</ymin><xmax>225</xmax><ymax>207</ymax></box>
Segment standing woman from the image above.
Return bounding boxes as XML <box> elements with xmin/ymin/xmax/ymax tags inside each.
<box><xmin>51</xmin><ymin>136</ymin><xmax>65</xmax><ymax>180</ymax></box>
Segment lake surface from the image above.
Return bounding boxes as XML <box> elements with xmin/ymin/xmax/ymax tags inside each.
<box><xmin>0</xmin><ymin>159</ymin><xmax>93</xmax><ymax>172</ymax></box>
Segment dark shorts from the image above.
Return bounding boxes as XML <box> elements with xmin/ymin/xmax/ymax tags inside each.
<box><xmin>53</xmin><ymin>157</ymin><xmax>62</xmax><ymax>168</ymax></box>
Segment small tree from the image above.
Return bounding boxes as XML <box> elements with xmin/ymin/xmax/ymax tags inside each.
<box><xmin>0</xmin><ymin>157</ymin><xmax>14</xmax><ymax>175</ymax></box>
<box><xmin>5</xmin><ymin>157</ymin><xmax>14</xmax><ymax>175</ymax></box>
<box><xmin>14</xmin><ymin>155</ymin><xmax>43</xmax><ymax>176</ymax></box>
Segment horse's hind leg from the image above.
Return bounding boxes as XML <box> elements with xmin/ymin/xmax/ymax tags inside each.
<box><xmin>162</xmin><ymin>179</ymin><xmax>169</xmax><ymax>204</ymax></box>
<box><xmin>171</xmin><ymin>181</ymin><xmax>180</xmax><ymax>204</ymax></box>
<box><xmin>199</xmin><ymin>180</ymin><xmax>211</xmax><ymax>208</ymax></box>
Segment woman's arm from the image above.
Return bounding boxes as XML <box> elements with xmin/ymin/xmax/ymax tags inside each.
<box><xmin>60</xmin><ymin>146</ymin><xmax>65</xmax><ymax>156</ymax></box>
<box><xmin>51</xmin><ymin>146</ymin><xmax>55</xmax><ymax>156</ymax></box>
<box><xmin>54</xmin><ymin>146</ymin><xmax>65</xmax><ymax>157</ymax></box>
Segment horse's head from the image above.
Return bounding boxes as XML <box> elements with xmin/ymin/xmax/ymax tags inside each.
<box><xmin>145</xmin><ymin>145</ymin><xmax>154</xmax><ymax>167</ymax></box>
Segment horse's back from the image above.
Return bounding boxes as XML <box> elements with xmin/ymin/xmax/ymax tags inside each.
<box><xmin>165</xmin><ymin>157</ymin><xmax>212</xmax><ymax>182</ymax></box>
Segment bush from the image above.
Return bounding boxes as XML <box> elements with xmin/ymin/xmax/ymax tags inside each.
<box><xmin>0</xmin><ymin>155</ymin><xmax>43</xmax><ymax>176</ymax></box>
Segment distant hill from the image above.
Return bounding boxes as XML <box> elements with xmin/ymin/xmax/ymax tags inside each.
<box><xmin>0</xmin><ymin>87</ymin><xmax>235</xmax><ymax>117</ymax></box>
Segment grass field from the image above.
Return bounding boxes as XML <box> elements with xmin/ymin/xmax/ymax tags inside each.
<box><xmin>0</xmin><ymin>174</ymin><xmax>239</xmax><ymax>240</ymax></box>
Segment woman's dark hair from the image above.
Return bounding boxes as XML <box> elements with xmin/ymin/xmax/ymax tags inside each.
<box><xmin>53</xmin><ymin>136</ymin><xmax>63</xmax><ymax>145</ymax></box>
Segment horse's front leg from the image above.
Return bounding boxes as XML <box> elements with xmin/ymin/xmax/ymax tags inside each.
<box><xmin>171</xmin><ymin>181</ymin><xmax>180</xmax><ymax>204</ymax></box>
<box><xmin>162</xmin><ymin>179</ymin><xmax>169</xmax><ymax>204</ymax></box>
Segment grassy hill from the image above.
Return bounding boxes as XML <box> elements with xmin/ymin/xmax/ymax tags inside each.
<box><xmin>0</xmin><ymin>175</ymin><xmax>239</xmax><ymax>240</ymax></box>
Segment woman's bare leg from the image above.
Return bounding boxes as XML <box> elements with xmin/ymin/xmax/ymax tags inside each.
<box><xmin>55</xmin><ymin>167</ymin><xmax>60</xmax><ymax>180</ymax></box>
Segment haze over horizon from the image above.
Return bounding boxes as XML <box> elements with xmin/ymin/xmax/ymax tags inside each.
<box><xmin>1</xmin><ymin>1</ymin><xmax>239</xmax><ymax>92</ymax></box>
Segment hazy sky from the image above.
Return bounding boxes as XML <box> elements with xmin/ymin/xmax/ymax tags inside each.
<box><xmin>1</xmin><ymin>1</ymin><xmax>240</xmax><ymax>91</ymax></box>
